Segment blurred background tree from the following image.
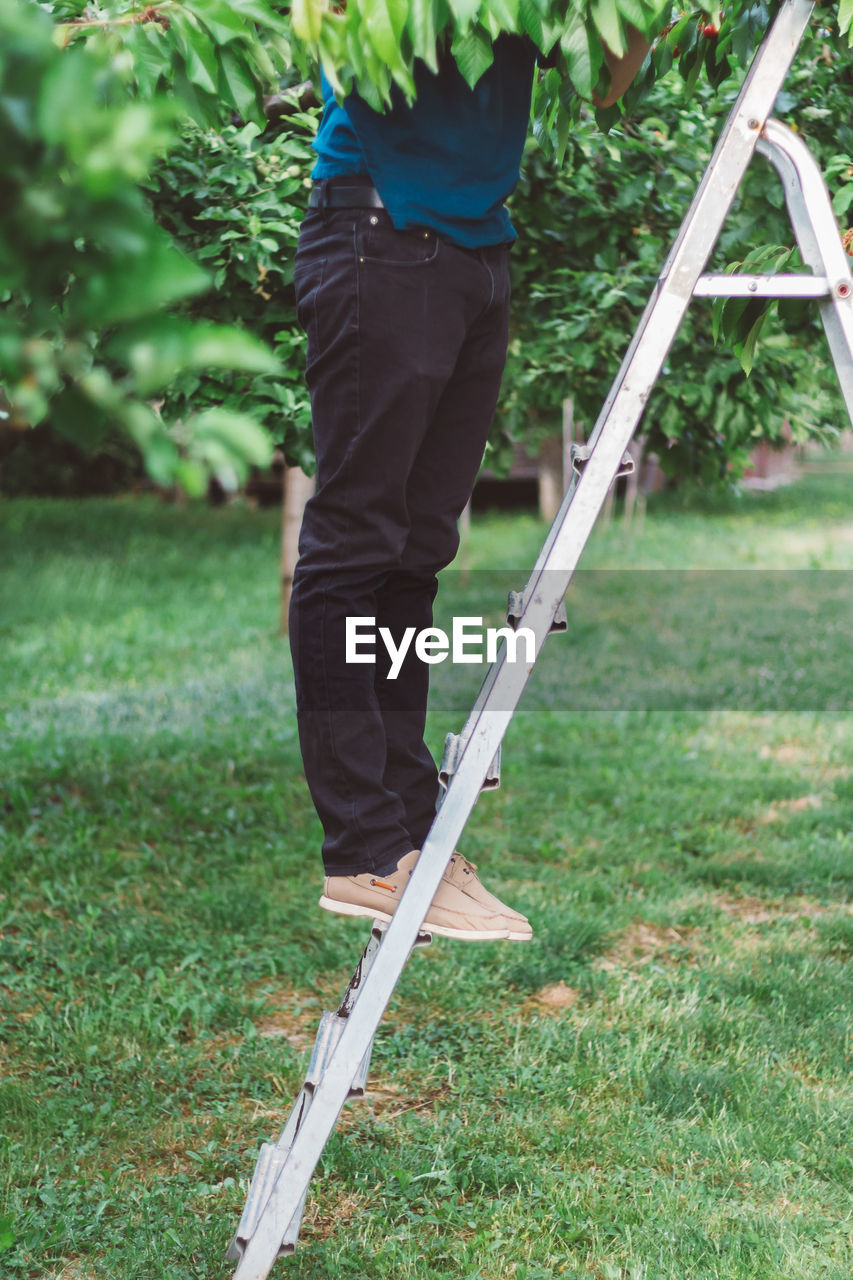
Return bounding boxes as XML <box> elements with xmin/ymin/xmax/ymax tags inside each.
<box><xmin>502</xmin><ymin>34</ymin><xmax>853</xmax><ymax>487</ymax></box>
<box><xmin>0</xmin><ymin>0</ymin><xmax>296</xmax><ymax>496</ymax></box>
<box><xmin>2</xmin><ymin>0</ymin><xmax>851</xmax><ymax>498</ymax></box>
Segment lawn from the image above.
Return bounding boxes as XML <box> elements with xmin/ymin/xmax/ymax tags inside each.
<box><xmin>1</xmin><ymin>464</ymin><xmax>852</xmax><ymax>1280</ymax></box>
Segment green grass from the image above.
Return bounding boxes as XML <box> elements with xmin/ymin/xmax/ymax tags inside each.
<box><xmin>1</xmin><ymin>467</ymin><xmax>852</xmax><ymax>1280</ymax></box>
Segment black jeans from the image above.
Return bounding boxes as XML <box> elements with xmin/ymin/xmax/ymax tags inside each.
<box><xmin>290</xmin><ymin>197</ymin><xmax>511</xmax><ymax>877</ymax></box>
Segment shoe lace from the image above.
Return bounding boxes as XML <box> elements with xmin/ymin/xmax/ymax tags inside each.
<box><xmin>446</xmin><ymin>853</ymin><xmax>478</xmax><ymax>883</ymax></box>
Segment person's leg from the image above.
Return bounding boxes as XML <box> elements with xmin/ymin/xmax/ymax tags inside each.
<box><xmin>290</xmin><ymin>207</ymin><xmax>498</xmax><ymax>876</ymax></box>
<box><xmin>374</xmin><ymin>242</ymin><xmax>512</xmax><ymax>846</ymax></box>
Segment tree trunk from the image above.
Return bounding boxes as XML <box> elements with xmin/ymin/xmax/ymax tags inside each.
<box><xmin>280</xmin><ymin>464</ymin><xmax>315</xmax><ymax>634</ymax></box>
<box><xmin>537</xmin><ymin>436</ymin><xmax>563</xmax><ymax>523</ymax></box>
<box><xmin>0</xmin><ymin>387</ymin><xmax>27</xmax><ymax>468</ymax></box>
<box><xmin>562</xmin><ymin>396</ymin><xmax>575</xmax><ymax>494</ymax></box>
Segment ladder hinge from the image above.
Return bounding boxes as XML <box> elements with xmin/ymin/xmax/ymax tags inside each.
<box><xmin>438</xmin><ymin>731</ymin><xmax>500</xmax><ymax>793</ymax></box>
<box><xmin>226</xmin><ymin>1141</ymin><xmax>308</xmax><ymax>1261</ymax></box>
<box><xmin>570</xmin><ymin>441</ymin><xmax>635</xmax><ymax>479</ymax></box>
<box><xmin>306</xmin><ymin>1010</ymin><xmax>374</xmax><ymax>1099</ymax></box>
<box><xmin>226</xmin><ymin>1089</ymin><xmax>313</xmax><ymax>1262</ymax></box>
<box><xmin>506</xmin><ymin>588</ymin><xmax>567</xmax><ymax>633</ymax></box>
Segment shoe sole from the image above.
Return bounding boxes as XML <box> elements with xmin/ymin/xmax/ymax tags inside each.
<box><xmin>319</xmin><ymin>895</ymin><xmax>532</xmax><ymax>942</ymax></box>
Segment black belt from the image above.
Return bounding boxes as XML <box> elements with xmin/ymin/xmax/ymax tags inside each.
<box><xmin>308</xmin><ymin>182</ymin><xmax>385</xmax><ymax>210</ymax></box>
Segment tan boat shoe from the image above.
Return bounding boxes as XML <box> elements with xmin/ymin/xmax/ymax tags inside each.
<box><xmin>320</xmin><ymin>848</ymin><xmax>532</xmax><ymax>942</ymax></box>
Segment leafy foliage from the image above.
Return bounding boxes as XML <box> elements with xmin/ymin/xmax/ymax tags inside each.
<box><xmin>3</xmin><ymin>0</ymin><xmax>852</xmax><ymax>494</ymax></box>
<box><xmin>0</xmin><ymin>421</ymin><xmax>146</xmax><ymax>497</ymax></box>
<box><xmin>0</xmin><ymin>0</ymin><xmax>291</xmax><ymax>493</ymax></box>
<box><xmin>501</xmin><ymin>63</ymin><xmax>849</xmax><ymax>485</ymax></box>
<box><xmin>52</xmin><ymin>0</ymin><xmax>292</xmax><ymax>129</ymax></box>
<box><xmin>294</xmin><ymin>0</ymin><xmax>853</xmax><ymax>139</ymax></box>
<box><xmin>143</xmin><ymin>106</ymin><xmax>321</xmax><ymax>473</ymax></box>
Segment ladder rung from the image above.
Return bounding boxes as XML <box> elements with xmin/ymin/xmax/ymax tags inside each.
<box><xmin>694</xmin><ymin>272</ymin><xmax>831</xmax><ymax>298</ymax></box>
<box><xmin>570</xmin><ymin>441</ymin><xmax>634</xmax><ymax>479</ymax></box>
<box><xmin>227</xmin><ymin>1141</ymin><xmax>308</xmax><ymax>1260</ymax></box>
<box><xmin>506</xmin><ymin>588</ymin><xmax>567</xmax><ymax>633</ymax></box>
<box><xmin>227</xmin><ymin>1087</ymin><xmax>312</xmax><ymax>1263</ymax></box>
<box><xmin>306</xmin><ymin>1010</ymin><xmax>374</xmax><ymax>1098</ymax></box>
<box><xmin>438</xmin><ymin>731</ymin><xmax>500</xmax><ymax>792</ymax></box>
<box><xmin>371</xmin><ymin>918</ymin><xmax>432</xmax><ymax>948</ymax></box>
<box><xmin>228</xmin><ymin>921</ymin><xmax>431</xmax><ymax>1265</ymax></box>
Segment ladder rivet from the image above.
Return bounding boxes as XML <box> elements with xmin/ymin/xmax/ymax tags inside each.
<box><xmin>837</xmin><ymin>282</ymin><xmax>851</xmax><ymax>298</ymax></box>
<box><xmin>748</xmin><ymin>117</ymin><xmax>760</xmax><ymax>129</ymax></box>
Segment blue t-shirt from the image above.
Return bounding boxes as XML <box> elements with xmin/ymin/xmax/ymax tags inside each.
<box><xmin>312</xmin><ymin>36</ymin><xmax>537</xmax><ymax>248</ymax></box>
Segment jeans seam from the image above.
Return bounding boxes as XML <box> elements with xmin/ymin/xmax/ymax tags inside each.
<box><xmin>472</xmin><ymin>248</ymin><xmax>497</xmax><ymax>322</ymax></box>
<box><xmin>353</xmin><ymin>217</ymin><xmax>362</xmax><ymax>549</ymax></box>
<box><xmin>318</xmin><ymin>585</ymin><xmax>371</xmax><ymax>863</ymax></box>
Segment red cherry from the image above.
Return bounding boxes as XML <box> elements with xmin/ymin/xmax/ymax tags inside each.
<box><xmin>702</xmin><ymin>23</ymin><xmax>718</xmax><ymax>37</ymax></box>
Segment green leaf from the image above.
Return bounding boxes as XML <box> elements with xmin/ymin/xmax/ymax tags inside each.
<box><xmin>139</xmin><ymin>432</ymin><xmax>181</xmax><ymax>487</ymax></box>
<box><xmin>451</xmin><ymin>26</ymin><xmax>495</xmax><ymax>88</ymax></box>
<box><xmin>188</xmin><ymin>407</ymin><xmax>274</xmax><ymax>470</ymax></box>
<box><xmin>187</xmin><ymin>0</ymin><xmax>255</xmax><ymax>45</ymax></box>
<box><xmin>173</xmin><ymin>14</ymin><xmax>220</xmax><ymax>96</ymax></box>
<box><xmin>407</xmin><ymin>0</ymin><xmax>440</xmax><ymax>71</ymax></box>
<box><xmin>0</xmin><ymin>1214</ymin><xmax>15</xmax><ymax>1253</ymax></box>
<box><xmin>248</xmin><ymin>35</ymin><xmax>280</xmax><ymax>83</ymax></box>
<box><xmin>517</xmin><ymin>0</ymin><xmax>543</xmax><ymax>45</ymax></box>
<box><xmin>739</xmin><ymin>309</ymin><xmax>768</xmax><ymax>376</ymax></box>
<box><xmin>561</xmin><ymin>14</ymin><xmax>598</xmax><ymax>100</ymax></box>
<box><xmin>37</xmin><ymin>46</ymin><xmax>95</xmax><ymax>145</ymax></box>
<box><xmin>615</xmin><ymin>0</ymin><xmax>654</xmax><ymax>34</ymax></box>
<box><xmin>291</xmin><ymin>0</ymin><xmax>325</xmax><ymax>43</ymax></box>
<box><xmin>832</xmin><ymin>183</ymin><xmax>853</xmax><ymax>218</ymax></box>
<box><xmin>49</xmin><ymin>384</ymin><xmax>113</xmax><ymax>449</ymax></box>
<box><xmin>227</xmin><ymin>0</ymin><xmax>290</xmax><ymax>31</ymax></box>
<box><xmin>554</xmin><ymin>102</ymin><xmax>571</xmax><ymax>165</ymax></box>
<box><xmin>447</xmin><ymin>0</ymin><xmax>481</xmax><ymax>28</ymax></box>
<box><xmin>482</xmin><ymin>0</ymin><xmax>519</xmax><ymax>31</ymax></box>
<box><xmin>72</xmin><ymin>235</ymin><xmax>210</xmax><ymax>326</ymax></box>
<box><xmin>126</xmin><ymin>27</ymin><xmax>172</xmax><ymax>98</ymax></box>
<box><xmin>590</xmin><ymin>0</ymin><xmax>625</xmax><ymax>56</ymax></box>
<box><xmin>594</xmin><ymin>102</ymin><xmax>621</xmax><ymax>132</ymax></box>
<box><xmin>839</xmin><ymin>0</ymin><xmax>853</xmax><ymax>44</ymax></box>
<box><xmin>219</xmin><ymin>49</ymin><xmax>261</xmax><ymax>121</ymax></box>
<box><xmin>386</xmin><ymin>0</ymin><xmax>410</xmax><ymax>42</ymax></box>
<box><xmin>665</xmin><ymin>13</ymin><xmax>691</xmax><ymax>52</ymax></box>
<box><xmin>365</xmin><ymin>0</ymin><xmax>408</xmax><ymax>69</ymax></box>
<box><xmin>173</xmin><ymin>458</ymin><xmax>208</xmax><ymax>496</ymax></box>
<box><xmin>108</xmin><ymin>318</ymin><xmax>281</xmax><ymax>395</ymax></box>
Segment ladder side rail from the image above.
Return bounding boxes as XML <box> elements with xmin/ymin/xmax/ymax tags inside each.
<box><xmin>231</xmin><ymin>729</ymin><xmax>519</xmax><ymax>1279</ymax></box>
<box><xmin>232</xmin><ymin>7</ymin><xmax>821</xmax><ymax>1275</ymax></box>
<box><xmin>228</xmin><ymin>931</ymin><xmax>388</xmax><ymax>1265</ymax></box>
<box><xmin>234</xmin><ymin>594</ymin><xmax>560</xmax><ymax>1278</ymax></box>
<box><xmin>757</xmin><ymin>120</ymin><xmax>853</xmax><ymax>420</ymax></box>
<box><xmin>694</xmin><ymin>275</ymin><xmax>831</xmax><ymax>296</ymax></box>
<box><xmin>583</xmin><ymin>0</ymin><xmax>814</xmax><ymax>447</ymax></box>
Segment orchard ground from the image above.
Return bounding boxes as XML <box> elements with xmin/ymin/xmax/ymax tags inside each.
<box><xmin>1</xmin><ymin>459</ymin><xmax>852</xmax><ymax>1280</ymax></box>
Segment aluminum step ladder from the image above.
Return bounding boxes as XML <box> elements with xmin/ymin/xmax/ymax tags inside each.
<box><xmin>228</xmin><ymin>2</ymin><xmax>853</xmax><ymax>1272</ymax></box>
